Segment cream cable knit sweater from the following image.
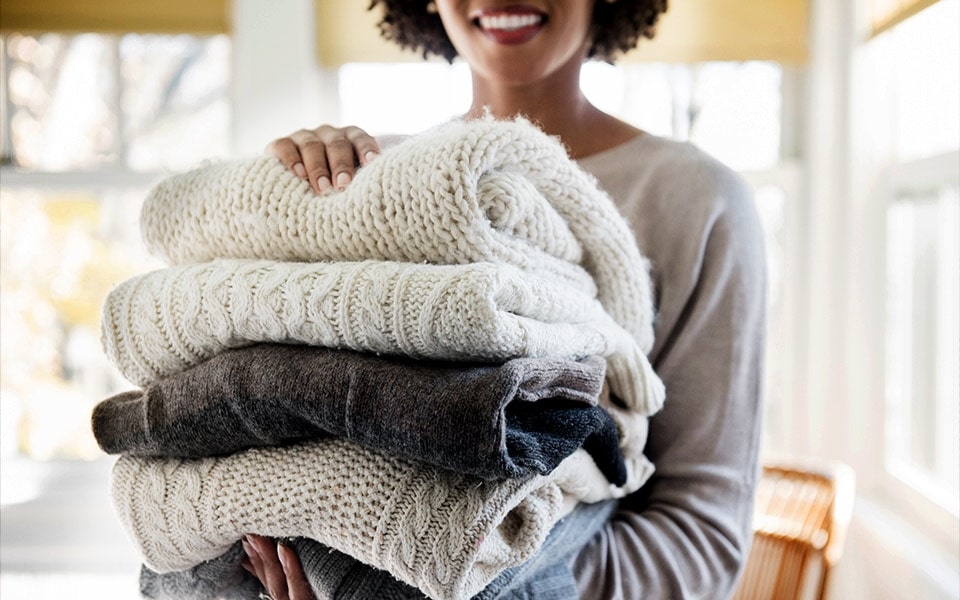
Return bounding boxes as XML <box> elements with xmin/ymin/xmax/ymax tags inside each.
<box><xmin>101</xmin><ymin>258</ymin><xmax>663</xmax><ymax>414</ymax></box>
<box><xmin>111</xmin><ymin>438</ymin><xmax>653</xmax><ymax>600</ymax></box>
<box><xmin>139</xmin><ymin>117</ymin><xmax>656</xmax><ymax>356</ymax></box>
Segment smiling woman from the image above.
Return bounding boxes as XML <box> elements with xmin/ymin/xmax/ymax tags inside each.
<box><xmin>2</xmin><ymin>0</ymin><xmax>956</xmax><ymax>599</ymax></box>
<box><xmin>244</xmin><ymin>1</ymin><xmax>767</xmax><ymax>599</ymax></box>
<box><xmin>0</xmin><ymin>2</ymin><xmax>811</xmax><ymax>600</ymax></box>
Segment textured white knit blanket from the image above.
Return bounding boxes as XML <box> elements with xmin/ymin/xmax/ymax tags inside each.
<box><xmin>111</xmin><ymin>438</ymin><xmax>653</xmax><ymax>600</ymax></box>
<box><xmin>101</xmin><ymin>258</ymin><xmax>664</xmax><ymax>414</ymax></box>
<box><xmin>140</xmin><ymin>116</ymin><xmax>656</xmax><ymax>355</ymax></box>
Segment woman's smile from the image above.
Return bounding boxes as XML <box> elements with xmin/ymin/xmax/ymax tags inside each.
<box><xmin>439</xmin><ymin>0</ymin><xmax>592</xmax><ymax>88</ymax></box>
<box><xmin>471</xmin><ymin>6</ymin><xmax>547</xmax><ymax>45</ymax></box>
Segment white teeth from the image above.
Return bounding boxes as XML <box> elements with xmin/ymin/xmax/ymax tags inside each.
<box><xmin>478</xmin><ymin>14</ymin><xmax>542</xmax><ymax>31</ymax></box>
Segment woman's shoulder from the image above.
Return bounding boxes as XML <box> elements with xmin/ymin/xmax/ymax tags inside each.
<box><xmin>580</xmin><ymin>133</ymin><xmax>764</xmax><ymax>273</ymax></box>
<box><xmin>580</xmin><ymin>133</ymin><xmax>753</xmax><ymax>215</ymax></box>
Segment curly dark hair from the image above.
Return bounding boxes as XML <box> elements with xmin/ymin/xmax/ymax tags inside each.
<box><xmin>368</xmin><ymin>1</ymin><xmax>669</xmax><ymax>64</ymax></box>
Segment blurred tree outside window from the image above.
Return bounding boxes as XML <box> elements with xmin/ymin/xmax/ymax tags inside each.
<box><xmin>0</xmin><ymin>32</ymin><xmax>231</xmax><ymax>461</ymax></box>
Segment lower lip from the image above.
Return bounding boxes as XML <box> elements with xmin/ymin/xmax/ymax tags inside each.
<box><xmin>480</xmin><ymin>24</ymin><xmax>542</xmax><ymax>45</ymax></box>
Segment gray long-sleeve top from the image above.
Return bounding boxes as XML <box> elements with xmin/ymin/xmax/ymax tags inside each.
<box><xmin>571</xmin><ymin>133</ymin><xmax>767</xmax><ymax>599</ymax></box>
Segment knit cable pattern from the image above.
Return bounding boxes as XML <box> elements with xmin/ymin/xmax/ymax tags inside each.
<box><xmin>140</xmin><ymin>117</ymin><xmax>656</xmax><ymax>354</ymax></box>
<box><xmin>101</xmin><ymin>258</ymin><xmax>663</xmax><ymax>414</ymax></box>
<box><xmin>110</xmin><ymin>438</ymin><xmax>651</xmax><ymax>600</ymax></box>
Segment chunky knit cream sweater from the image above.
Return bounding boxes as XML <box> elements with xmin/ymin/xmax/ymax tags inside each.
<box><xmin>111</xmin><ymin>438</ymin><xmax>653</xmax><ymax>600</ymax></box>
<box><xmin>140</xmin><ymin>117</ymin><xmax>656</xmax><ymax>356</ymax></box>
<box><xmin>101</xmin><ymin>259</ymin><xmax>662</xmax><ymax>414</ymax></box>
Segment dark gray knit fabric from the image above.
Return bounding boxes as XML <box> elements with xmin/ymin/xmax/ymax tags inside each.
<box><xmin>92</xmin><ymin>344</ymin><xmax>622</xmax><ymax>482</ymax></box>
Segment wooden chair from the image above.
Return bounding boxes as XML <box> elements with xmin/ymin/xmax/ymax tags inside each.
<box><xmin>730</xmin><ymin>459</ymin><xmax>856</xmax><ymax>600</ymax></box>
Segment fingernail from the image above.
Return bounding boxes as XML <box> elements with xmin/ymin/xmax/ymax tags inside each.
<box><xmin>242</xmin><ymin>538</ymin><xmax>256</xmax><ymax>556</ymax></box>
<box><xmin>317</xmin><ymin>176</ymin><xmax>332</xmax><ymax>193</ymax></box>
<box><xmin>293</xmin><ymin>162</ymin><xmax>307</xmax><ymax>178</ymax></box>
<box><xmin>335</xmin><ymin>172</ymin><xmax>351</xmax><ymax>189</ymax></box>
<box><xmin>277</xmin><ymin>542</ymin><xmax>290</xmax><ymax>568</ymax></box>
<box><xmin>363</xmin><ymin>150</ymin><xmax>379</xmax><ymax>164</ymax></box>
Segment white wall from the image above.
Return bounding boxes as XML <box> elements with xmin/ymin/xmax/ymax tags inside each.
<box><xmin>230</xmin><ymin>0</ymin><xmax>334</xmax><ymax>155</ymax></box>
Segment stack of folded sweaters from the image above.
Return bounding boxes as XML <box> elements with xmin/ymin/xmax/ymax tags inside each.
<box><xmin>92</xmin><ymin>117</ymin><xmax>666</xmax><ymax>600</ymax></box>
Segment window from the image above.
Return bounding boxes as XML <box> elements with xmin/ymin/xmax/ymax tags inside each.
<box><xmin>2</xmin><ymin>32</ymin><xmax>230</xmax><ymax>170</ymax></box>
<box><xmin>886</xmin><ymin>187</ymin><xmax>960</xmax><ymax>511</ymax></box>
<box><xmin>880</xmin><ymin>0</ymin><xmax>959</xmax><ymax>510</ymax></box>
<box><xmin>0</xmin><ymin>32</ymin><xmax>231</xmax><ymax>461</ymax></box>
<box><xmin>868</xmin><ymin>0</ymin><xmax>960</xmax><ymax>527</ymax></box>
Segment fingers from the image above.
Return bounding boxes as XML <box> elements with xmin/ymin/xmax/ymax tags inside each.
<box><xmin>243</xmin><ymin>535</ymin><xmax>315</xmax><ymax>600</ymax></box>
<box><xmin>263</xmin><ymin>135</ymin><xmax>308</xmax><ymax>182</ymax></box>
<box><xmin>278</xmin><ymin>542</ymin><xmax>314</xmax><ymax>600</ymax></box>
<box><xmin>310</xmin><ymin>126</ymin><xmax>347</xmax><ymax>194</ymax></box>
<box><xmin>244</xmin><ymin>535</ymin><xmax>290</xmax><ymax>600</ymax></box>
<box><xmin>343</xmin><ymin>126</ymin><xmax>381</xmax><ymax>167</ymax></box>
<box><xmin>264</xmin><ymin>125</ymin><xmax>380</xmax><ymax>195</ymax></box>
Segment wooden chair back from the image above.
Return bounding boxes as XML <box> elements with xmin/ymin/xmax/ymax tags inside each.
<box><xmin>731</xmin><ymin>460</ymin><xmax>856</xmax><ymax>600</ymax></box>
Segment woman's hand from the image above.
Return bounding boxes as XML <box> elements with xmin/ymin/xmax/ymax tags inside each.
<box><xmin>265</xmin><ymin>125</ymin><xmax>380</xmax><ymax>194</ymax></box>
<box><xmin>242</xmin><ymin>534</ymin><xmax>315</xmax><ymax>600</ymax></box>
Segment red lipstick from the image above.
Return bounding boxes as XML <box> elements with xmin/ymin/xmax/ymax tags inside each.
<box><xmin>472</xmin><ymin>6</ymin><xmax>546</xmax><ymax>45</ymax></box>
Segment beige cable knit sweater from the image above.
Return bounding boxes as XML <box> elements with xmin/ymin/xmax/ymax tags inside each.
<box><xmin>111</xmin><ymin>439</ymin><xmax>653</xmax><ymax>600</ymax></box>
<box><xmin>101</xmin><ymin>259</ymin><xmax>662</xmax><ymax>414</ymax></box>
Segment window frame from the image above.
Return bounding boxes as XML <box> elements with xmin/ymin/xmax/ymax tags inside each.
<box><xmin>844</xmin><ymin>0</ymin><xmax>960</xmax><ymax>559</ymax></box>
<box><xmin>878</xmin><ymin>149</ymin><xmax>960</xmax><ymax>549</ymax></box>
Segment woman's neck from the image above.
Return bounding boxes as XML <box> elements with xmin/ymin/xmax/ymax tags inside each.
<box><xmin>464</xmin><ymin>73</ymin><xmax>641</xmax><ymax>159</ymax></box>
